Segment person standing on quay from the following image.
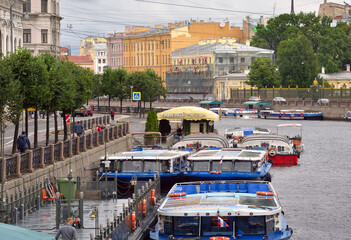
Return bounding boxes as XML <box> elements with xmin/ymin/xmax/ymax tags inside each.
<box><xmin>110</xmin><ymin>109</ymin><xmax>115</xmax><ymax>120</ymax></box>
<box><xmin>73</xmin><ymin>121</ymin><xmax>84</xmax><ymax>137</ymax></box>
<box><xmin>17</xmin><ymin>131</ymin><xmax>31</xmax><ymax>154</ymax></box>
<box><xmin>55</xmin><ymin>218</ymin><xmax>77</xmax><ymax>240</ymax></box>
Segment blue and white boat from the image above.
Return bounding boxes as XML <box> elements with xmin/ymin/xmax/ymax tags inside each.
<box><xmin>98</xmin><ymin>149</ymin><xmax>190</xmax><ymax>187</ymax></box>
<box><xmin>233</xmin><ymin>108</ymin><xmax>258</xmax><ymax>117</ymax></box>
<box><xmin>150</xmin><ymin>180</ymin><xmax>293</xmax><ymax>240</ymax></box>
<box><xmin>184</xmin><ymin>149</ymin><xmax>272</xmax><ymax>182</ymax></box>
<box><xmin>259</xmin><ymin>109</ymin><xmax>323</xmax><ymax>120</ymax></box>
<box><xmin>172</xmin><ymin>134</ymin><xmax>230</xmax><ymax>151</ymax></box>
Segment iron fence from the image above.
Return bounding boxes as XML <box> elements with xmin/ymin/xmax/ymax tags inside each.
<box><xmin>79</xmin><ymin>136</ymin><xmax>84</xmax><ymax>152</ymax></box>
<box><xmin>99</xmin><ymin>131</ymin><xmax>103</xmax><ymax>145</ymax></box>
<box><xmin>72</xmin><ymin>138</ymin><xmax>77</xmax><ymax>155</ymax></box>
<box><xmin>54</xmin><ymin>143</ymin><xmax>61</xmax><ymax>160</ymax></box>
<box><xmin>93</xmin><ymin>132</ymin><xmax>97</xmax><ymax>147</ymax></box>
<box><xmin>63</xmin><ymin>140</ymin><xmax>70</xmax><ymax>158</ymax></box>
<box><xmin>44</xmin><ymin>146</ymin><xmax>51</xmax><ymax>166</ymax></box>
<box><xmin>32</xmin><ymin>148</ymin><xmax>41</xmax><ymax>169</ymax></box>
<box><xmin>6</xmin><ymin>156</ymin><xmax>17</xmax><ymax>177</ymax></box>
<box><xmin>86</xmin><ymin>134</ymin><xmax>91</xmax><ymax>147</ymax></box>
<box><xmin>20</xmin><ymin>153</ymin><xmax>30</xmax><ymax>173</ymax></box>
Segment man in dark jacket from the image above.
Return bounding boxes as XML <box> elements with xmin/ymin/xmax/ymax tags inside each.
<box><xmin>73</xmin><ymin>121</ymin><xmax>84</xmax><ymax>137</ymax></box>
<box><xmin>55</xmin><ymin>218</ymin><xmax>77</xmax><ymax>240</ymax></box>
<box><xmin>17</xmin><ymin>131</ymin><xmax>31</xmax><ymax>154</ymax></box>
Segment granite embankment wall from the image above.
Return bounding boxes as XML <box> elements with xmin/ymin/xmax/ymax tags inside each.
<box><xmin>3</xmin><ymin>134</ymin><xmax>132</xmax><ymax>197</ymax></box>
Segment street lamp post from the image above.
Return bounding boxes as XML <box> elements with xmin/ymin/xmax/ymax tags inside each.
<box><xmin>130</xmin><ymin>86</ymin><xmax>133</xmax><ymax>102</ymax></box>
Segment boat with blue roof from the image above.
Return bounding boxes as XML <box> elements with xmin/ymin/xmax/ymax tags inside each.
<box><xmin>184</xmin><ymin>149</ymin><xmax>272</xmax><ymax>182</ymax></box>
<box><xmin>259</xmin><ymin>109</ymin><xmax>323</xmax><ymax>120</ymax></box>
<box><xmin>150</xmin><ymin>180</ymin><xmax>293</xmax><ymax>240</ymax></box>
<box><xmin>98</xmin><ymin>149</ymin><xmax>190</xmax><ymax>188</ymax></box>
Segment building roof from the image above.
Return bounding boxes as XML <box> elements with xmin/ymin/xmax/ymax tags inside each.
<box><xmin>319</xmin><ymin>71</ymin><xmax>351</xmax><ymax>80</ymax></box>
<box><xmin>66</xmin><ymin>56</ymin><xmax>93</xmax><ymax>64</ymax></box>
<box><xmin>172</xmin><ymin>42</ymin><xmax>274</xmax><ymax>56</ymax></box>
<box><xmin>124</xmin><ymin>27</ymin><xmax>171</xmax><ymax>37</ymax></box>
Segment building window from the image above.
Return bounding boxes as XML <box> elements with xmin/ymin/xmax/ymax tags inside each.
<box><xmin>23</xmin><ymin>29</ymin><xmax>31</xmax><ymax>43</ymax></box>
<box><xmin>98</xmin><ymin>67</ymin><xmax>101</xmax><ymax>72</ymax></box>
<box><xmin>156</xmin><ymin>41</ymin><xmax>158</xmax><ymax>49</ymax></box>
<box><xmin>41</xmin><ymin>0</ymin><xmax>48</xmax><ymax>13</ymax></box>
<box><xmin>98</xmin><ymin>59</ymin><xmax>101</xmax><ymax>64</ymax></box>
<box><xmin>168</xmin><ymin>39</ymin><xmax>170</xmax><ymax>49</ymax></box>
<box><xmin>219</xmin><ymin>57</ymin><xmax>223</xmax><ymax>63</ymax></box>
<box><xmin>41</xmin><ymin>29</ymin><xmax>48</xmax><ymax>43</ymax></box>
<box><xmin>103</xmin><ymin>59</ymin><xmax>106</xmax><ymax>64</ymax></box>
<box><xmin>230</xmin><ymin>57</ymin><xmax>234</xmax><ymax>63</ymax></box>
<box><xmin>251</xmin><ymin>57</ymin><xmax>256</xmax><ymax>62</ymax></box>
<box><xmin>241</xmin><ymin>57</ymin><xmax>245</xmax><ymax>63</ymax></box>
<box><xmin>23</xmin><ymin>0</ymin><xmax>31</xmax><ymax>12</ymax></box>
<box><xmin>163</xmin><ymin>55</ymin><xmax>164</xmax><ymax>64</ymax></box>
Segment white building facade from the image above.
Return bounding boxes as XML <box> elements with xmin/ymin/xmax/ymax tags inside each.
<box><xmin>22</xmin><ymin>0</ymin><xmax>61</xmax><ymax>55</ymax></box>
<box><xmin>0</xmin><ymin>0</ymin><xmax>25</xmax><ymax>55</ymax></box>
<box><xmin>94</xmin><ymin>42</ymin><xmax>107</xmax><ymax>74</ymax></box>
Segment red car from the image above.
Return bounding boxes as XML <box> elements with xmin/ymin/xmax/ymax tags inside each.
<box><xmin>74</xmin><ymin>105</ymin><xmax>93</xmax><ymax>117</ymax></box>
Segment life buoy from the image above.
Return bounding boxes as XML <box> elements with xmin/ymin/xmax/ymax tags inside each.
<box><xmin>131</xmin><ymin>211</ymin><xmax>136</xmax><ymax>229</ymax></box>
<box><xmin>256</xmin><ymin>191</ymin><xmax>274</xmax><ymax>196</ymax></box>
<box><xmin>151</xmin><ymin>189</ymin><xmax>156</xmax><ymax>205</ymax></box>
<box><xmin>268</xmin><ymin>147</ymin><xmax>277</xmax><ymax>157</ymax></box>
<box><xmin>210</xmin><ymin>171</ymin><xmax>222</xmax><ymax>174</ymax></box>
<box><xmin>142</xmin><ymin>199</ymin><xmax>147</xmax><ymax>216</ymax></box>
<box><xmin>209</xmin><ymin>237</ymin><xmax>230</xmax><ymax>240</ymax></box>
<box><xmin>300</xmin><ymin>112</ymin><xmax>304</xmax><ymax>116</ymax></box>
<box><xmin>239</xmin><ymin>110</ymin><xmax>243</xmax><ymax>114</ymax></box>
<box><xmin>169</xmin><ymin>192</ymin><xmax>186</xmax><ymax>197</ymax></box>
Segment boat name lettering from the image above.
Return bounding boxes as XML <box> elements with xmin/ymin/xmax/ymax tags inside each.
<box><xmin>160</xmin><ymin>112</ymin><xmax>206</xmax><ymax>118</ymax></box>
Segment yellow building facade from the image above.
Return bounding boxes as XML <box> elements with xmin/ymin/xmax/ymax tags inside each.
<box><xmin>122</xmin><ymin>20</ymin><xmax>244</xmax><ymax>82</ymax></box>
<box><xmin>80</xmin><ymin>37</ymin><xmax>107</xmax><ymax>58</ymax></box>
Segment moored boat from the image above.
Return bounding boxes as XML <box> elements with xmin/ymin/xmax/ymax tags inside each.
<box><xmin>225</xmin><ymin>127</ymin><xmax>271</xmax><ymax>147</ymax></box>
<box><xmin>98</xmin><ymin>149</ymin><xmax>190</xmax><ymax>188</ymax></box>
<box><xmin>150</xmin><ymin>180</ymin><xmax>293</xmax><ymax>240</ymax></box>
<box><xmin>238</xmin><ymin>134</ymin><xmax>301</xmax><ymax>165</ymax></box>
<box><xmin>172</xmin><ymin>134</ymin><xmax>229</xmax><ymax>151</ymax></box>
<box><xmin>259</xmin><ymin>109</ymin><xmax>323</xmax><ymax>120</ymax></box>
<box><xmin>183</xmin><ymin>148</ymin><xmax>272</xmax><ymax>182</ymax></box>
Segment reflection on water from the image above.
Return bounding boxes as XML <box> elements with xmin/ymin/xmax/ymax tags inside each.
<box><xmin>215</xmin><ymin>117</ymin><xmax>351</xmax><ymax>239</ymax></box>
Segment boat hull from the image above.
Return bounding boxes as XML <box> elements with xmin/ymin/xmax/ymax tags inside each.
<box><xmin>269</xmin><ymin>154</ymin><xmax>298</xmax><ymax>165</ymax></box>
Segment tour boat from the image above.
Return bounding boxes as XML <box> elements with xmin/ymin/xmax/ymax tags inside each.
<box><xmin>277</xmin><ymin>123</ymin><xmax>304</xmax><ymax>153</ymax></box>
<box><xmin>150</xmin><ymin>180</ymin><xmax>293</xmax><ymax>240</ymax></box>
<box><xmin>238</xmin><ymin>134</ymin><xmax>301</xmax><ymax>165</ymax></box>
<box><xmin>259</xmin><ymin>109</ymin><xmax>323</xmax><ymax>120</ymax></box>
<box><xmin>225</xmin><ymin>127</ymin><xmax>271</xmax><ymax>147</ymax></box>
<box><xmin>183</xmin><ymin>148</ymin><xmax>272</xmax><ymax>182</ymax></box>
<box><xmin>172</xmin><ymin>134</ymin><xmax>229</xmax><ymax>151</ymax></box>
<box><xmin>233</xmin><ymin>108</ymin><xmax>258</xmax><ymax>117</ymax></box>
<box><xmin>98</xmin><ymin>149</ymin><xmax>190</xmax><ymax>187</ymax></box>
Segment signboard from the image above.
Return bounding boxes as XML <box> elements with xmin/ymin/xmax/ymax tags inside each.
<box><xmin>65</xmin><ymin>114</ymin><xmax>71</xmax><ymax>123</ymax></box>
<box><xmin>132</xmin><ymin>92</ymin><xmax>141</xmax><ymax>101</ymax></box>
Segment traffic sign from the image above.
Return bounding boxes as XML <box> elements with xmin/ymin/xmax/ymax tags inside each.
<box><xmin>65</xmin><ymin>114</ymin><xmax>71</xmax><ymax>123</ymax></box>
<box><xmin>133</xmin><ymin>92</ymin><xmax>141</xmax><ymax>101</ymax></box>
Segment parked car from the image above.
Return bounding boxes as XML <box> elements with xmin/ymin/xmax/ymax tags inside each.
<box><xmin>273</xmin><ymin>97</ymin><xmax>287</xmax><ymax>104</ymax></box>
<box><xmin>248</xmin><ymin>96</ymin><xmax>260</xmax><ymax>101</ymax></box>
<box><xmin>74</xmin><ymin>105</ymin><xmax>93</xmax><ymax>117</ymax></box>
<box><xmin>317</xmin><ymin>98</ymin><xmax>329</xmax><ymax>106</ymax></box>
<box><xmin>344</xmin><ymin>111</ymin><xmax>351</xmax><ymax>120</ymax></box>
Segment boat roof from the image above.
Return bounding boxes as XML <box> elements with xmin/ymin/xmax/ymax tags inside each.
<box><xmin>158</xmin><ymin>181</ymin><xmax>280</xmax><ymax>217</ymax></box>
<box><xmin>188</xmin><ymin>149</ymin><xmax>266</xmax><ymax>161</ymax></box>
<box><xmin>240</xmin><ymin>134</ymin><xmax>290</xmax><ymax>145</ymax></box>
<box><xmin>101</xmin><ymin>149</ymin><xmax>189</xmax><ymax>160</ymax></box>
<box><xmin>277</xmin><ymin>123</ymin><xmax>302</xmax><ymax>127</ymax></box>
<box><xmin>172</xmin><ymin>134</ymin><xmax>229</xmax><ymax>149</ymax></box>
<box><xmin>0</xmin><ymin>223</ymin><xmax>55</xmax><ymax>240</ymax></box>
<box><xmin>225</xmin><ymin>127</ymin><xmax>270</xmax><ymax>133</ymax></box>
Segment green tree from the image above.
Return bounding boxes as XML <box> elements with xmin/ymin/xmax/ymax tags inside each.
<box><xmin>247</xmin><ymin>58</ymin><xmax>281</xmax><ymax>88</ymax></box>
<box><xmin>143</xmin><ymin>68</ymin><xmax>166</xmax><ymax>109</ymax></box>
<box><xmin>277</xmin><ymin>36</ymin><xmax>317</xmax><ymax>88</ymax></box>
<box><xmin>92</xmin><ymin>74</ymin><xmax>103</xmax><ymax>109</ymax></box>
<box><xmin>144</xmin><ymin>109</ymin><xmax>159</xmax><ymax>145</ymax></box>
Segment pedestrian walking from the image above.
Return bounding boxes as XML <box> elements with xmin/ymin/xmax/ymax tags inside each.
<box><xmin>73</xmin><ymin>121</ymin><xmax>84</xmax><ymax>137</ymax></box>
<box><xmin>55</xmin><ymin>217</ymin><xmax>77</xmax><ymax>240</ymax></box>
<box><xmin>110</xmin><ymin>110</ymin><xmax>115</xmax><ymax>120</ymax></box>
<box><xmin>17</xmin><ymin>131</ymin><xmax>31</xmax><ymax>154</ymax></box>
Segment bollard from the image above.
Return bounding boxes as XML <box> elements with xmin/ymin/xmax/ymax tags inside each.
<box><xmin>145</xmin><ymin>182</ymin><xmax>149</xmax><ymax>189</ymax></box>
<box><xmin>79</xmin><ymin>192</ymin><xmax>84</xmax><ymax>228</ymax></box>
<box><xmin>36</xmin><ymin>195</ymin><xmax>40</xmax><ymax>210</ymax></box>
<box><xmin>20</xmin><ymin>204</ymin><xmax>24</xmax><ymax>220</ymax></box>
<box><xmin>13</xmin><ymin>207</ymin><xmax>18</xmax><ymax>224</ymax></box>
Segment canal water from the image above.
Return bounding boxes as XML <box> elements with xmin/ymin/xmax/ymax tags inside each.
<box><xmin>214</xmin><ymin>117</ymin><xmax>351</xmax><ymax>240</ymax></box>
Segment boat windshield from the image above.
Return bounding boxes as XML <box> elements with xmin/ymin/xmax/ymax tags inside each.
<box><xmin>144</xmin><ymin>161</ymin><xmax>161</xmax><ymax>172</ymax></box>
<box><xmin>162</xmin><ymin>215</ymin><xmax>272</xmax><ymax>236</ymax></box>
<box><xmin>192</xmin><ymin>161</ymin><xmax>210</xmax><ymax>171</ymax></box>
<box><xmin>234</xmin><ymin>161</ymin><xmax>252</xmax><ymax>172</ymax></box>
<box><xmin>239</xmin><ymin>196</ymin><xmax>276</xmax><ymax>208</ymax></box>
<box><xmin>212</xmin><ymin>161</ymin><xmax>232</xmax><ymax>172</ymax></box>
<box><xmin>122</xmin><ymin>161</ymin><xmax>141</xmax><ymax>172</ymax></box>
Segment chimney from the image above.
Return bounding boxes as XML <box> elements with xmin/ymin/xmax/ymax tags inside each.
<box><xmin>347</xmin><ymin>64</ymin><xmax>350</xmax><ymax>72</ymax></box>
<box><xmin>321</xmin><ymin>66</ymin><xmax>325</xmax><ymax>74</ymax></box>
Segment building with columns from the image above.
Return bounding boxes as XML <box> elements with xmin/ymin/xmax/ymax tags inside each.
<box><xmin>107</xmin><ymin>32</ymin><xmax>123</xmax><ymax>69</ymax></box>
<box><xmin>0</xmin><ymin>0</ymin><xmax>25</xmax><ymax>55</ymax></box>
<box><xmin>22</xmin><ymin>0</ymin><xmax>62</xmax><ymax>55</ymax></box>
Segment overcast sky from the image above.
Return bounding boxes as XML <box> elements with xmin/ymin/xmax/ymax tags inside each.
<box><xmin>60</xmin><ymin>0</ymin><xmax>346</xmax><ymax>55</ymax></box>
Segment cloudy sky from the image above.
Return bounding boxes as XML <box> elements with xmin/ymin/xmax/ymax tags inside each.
<box><xmin>60</xmin><ymin>0</ymin><xmax>345</xmax><ymax>55</ymax></box>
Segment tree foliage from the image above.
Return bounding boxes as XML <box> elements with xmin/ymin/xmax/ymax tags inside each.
<box><xmin>247</xmin><ymin>58</ymin><xmax>280</xmax><ymax>88</ymax></box>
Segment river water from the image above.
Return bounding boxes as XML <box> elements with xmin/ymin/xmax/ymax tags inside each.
<box><xmin>129</xmin><ymin>116</ymin><xmax>351</xmax><ymax>239</ymax></box>
<box><xmin>215</xmin><ymin>117</ymin><xmax>351</xmax><ymax>240</ymax></box>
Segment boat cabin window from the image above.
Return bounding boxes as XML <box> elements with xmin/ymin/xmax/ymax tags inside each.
<box><xmin>173</xmin><ymin>216</ymin><xmax>199</xmax><ymax>236</ymax></box>
<box><xmin>236</xmin><ymin>216</ymin><xmax>265</xmax><ymax>235</ymax></box>
<box><xmin>202</xmin><ymin>216</ymin><xmax>234</xmax><ymax>236</ymax></box>
<box><xmin>266</xmin><ymin>215</ymin><xmax>275</xmax><ymax>234</ymax></box>
<box><xmin>192</xmin><ymin>161</ymin><xmax>210</xmax><ymax>171</ymax></box>
<box><xmin>144</xmin><ymin>160</ymin><xmax>160</xmax><ymax>172</ymax></box>
<box><xmin>211</xmin><ymin>160</ymin><xmax>232</xmax><ymax>172</ymax></box>
<box><xmin>122</xmin><ymin>161</ymin><xmax>142</xmax><ymax>172</ymax></box>
<box><xmin>239</xmin><ymin>196</ymin><xmax>277</xmax><ymax>208</ymax></box>
<box><xmin>277</xmin><ymin>146</ymin><xmax>284</xmax><ymax>152</ymax></box>
<box><xmin>161</xmin><ymin>160</ymin><xmax>170</xmax><ymax>172</ymax></box>
<box><xmin>234</xmin><ymin>161</ymin><xmax>252</xmax><ymax>172</ymax></box>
